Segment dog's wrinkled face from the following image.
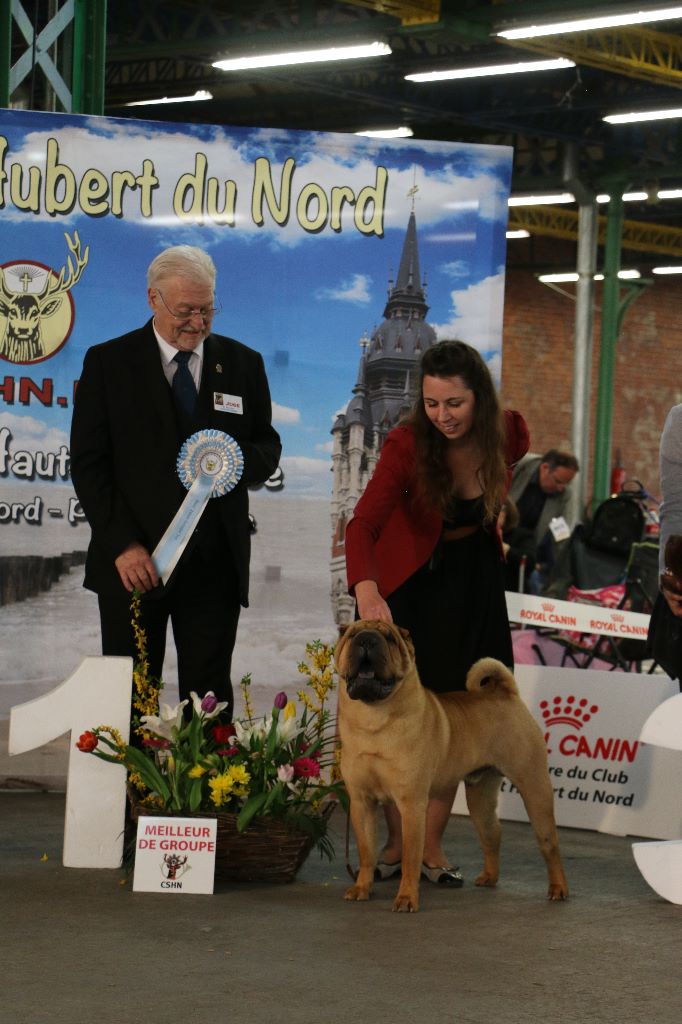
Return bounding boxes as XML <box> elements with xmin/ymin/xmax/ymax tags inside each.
<box><xmin>335</xmin><ymin>620</ymin><xmax>415</xmax><ymax>703</ymax></box>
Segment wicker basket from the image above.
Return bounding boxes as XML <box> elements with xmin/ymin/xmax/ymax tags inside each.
<box><xmin>129</xmin><ymin>795</ymin><xmax>332</xmax><ymax>883</ymax></box>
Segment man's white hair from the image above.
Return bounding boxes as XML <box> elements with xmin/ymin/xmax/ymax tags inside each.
<box><xmin>147</xmin><ymin>246</ymin><xmax>216</xmax><ymax>289</ymax></box>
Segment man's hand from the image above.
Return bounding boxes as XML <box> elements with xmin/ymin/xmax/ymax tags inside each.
<box><xmin>355</xmin><ymin>579</ymin><xmax>393</xmax><ymax>623</ymax></box>
<box><xmin>114</xmin><ymin>542</ymin><xmax>159</xmax><ymax>593</ymax></box>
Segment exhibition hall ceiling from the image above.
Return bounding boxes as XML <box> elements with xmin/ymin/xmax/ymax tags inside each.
<box><xmin>12</xmin><ymin>0</ymin><xmax>682</xmax><ymax>262</ymax></box>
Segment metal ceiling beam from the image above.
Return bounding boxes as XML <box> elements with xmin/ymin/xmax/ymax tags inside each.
<box><xmin>342</xmin><ymin>0</ymin><xmax>440</xmax><ymax>26</ymax></box>
<box><xmin>499</xmin><ymin>26</ymin><xmax>682</xmax><ymax>90</ymax></box>
<box><xmin>508</xmin><ymin>205</ymin><xmax>682</xmax><ymax>258</ymax></box>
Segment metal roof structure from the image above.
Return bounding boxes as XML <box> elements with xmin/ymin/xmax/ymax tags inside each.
<box><xmin>9</xmin><ymin>0</ymin><xmax>682</xmax><ymax>266</ymax></box>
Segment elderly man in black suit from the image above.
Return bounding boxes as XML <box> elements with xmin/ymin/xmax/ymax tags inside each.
<box><xmin>70</xmin><ymin>245</ymin><xmax>281</xmax><ymax>717</ymax></box>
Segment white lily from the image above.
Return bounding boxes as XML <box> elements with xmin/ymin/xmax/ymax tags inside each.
<box><xmin>256</xmin><ymin>714</ymin><xmax>302</xmax><ymax>745</ymax></box>
<box><xmin>140</xmin><ymin>700</ymin><xmax>188</xmax><ymax>740</ymax></box>
<box><xmin>189</xmin><ymin>690</ymin><xmax>229</xmax><ymax>720</ymax></box>
<box><xmin>234</xmin><ymin>719</ymin><xmax>267</xmax><ymax>745</ymax></box>
<box><xmin>275</xmin><ymin>715</ymin><xmax>302</xmax><ymax>744</ymax></box>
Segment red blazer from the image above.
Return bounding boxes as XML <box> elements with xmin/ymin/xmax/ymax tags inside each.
<box><xmin>345</xmin><ymin>409</ymin><xmax>530</xmax><ymax>599</ymax></box>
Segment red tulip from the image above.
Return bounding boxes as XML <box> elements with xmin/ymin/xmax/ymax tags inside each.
<box><xmin>76</xmin><ymin>731</ymin><xmax>98</xmax><ymax>753</ymax></box>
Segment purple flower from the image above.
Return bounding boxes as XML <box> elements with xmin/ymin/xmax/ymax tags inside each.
<box><xmin>273</xmin><ymin>691</ymin><xmax>287</xmax><ymax>710</ymax></box>
<box><xmin>201</xmin><ymin>694</ymin><xmax>218</xmax><ymax>714</ymax></box>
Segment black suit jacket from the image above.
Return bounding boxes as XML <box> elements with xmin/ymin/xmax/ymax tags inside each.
<box><xmin>70</xmin><ymin>320</ymin><xmax>282</xmax><ymax>604</ymax></box>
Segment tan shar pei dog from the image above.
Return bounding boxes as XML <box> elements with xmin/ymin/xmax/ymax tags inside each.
<box><xmin>335</xmin><ymin>619</ymin><xmax>569</xmax><ymax>912</ymax></box>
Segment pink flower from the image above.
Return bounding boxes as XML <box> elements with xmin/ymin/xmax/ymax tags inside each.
<box><xmin>273</xmin><ymin>691</ymin><xmax>287</xmax><ymax>710</ymax></box>
<box><xmin>292</xmin><ymin>756</ymin><xmax>321</xmax><ymax>779</ymax></box>
<box><xmin>217</xmin><ymin>746</ymin><xmax>239</xmax><ymax>756</ymax></box>
<box><xmin>142</xmin><ymin>736</ymin><xmax>170</xmax><ymax>750</ymax></box>
<box><xmin>277</xmin><ymin>764</ymin><xmax>294</xmax><ymax>782</ymax></box>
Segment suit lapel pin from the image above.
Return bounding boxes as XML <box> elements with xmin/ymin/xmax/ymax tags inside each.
<box><xmin>216</xmin><ymin>363</ymin><xmax>223</xmax><ymax>373</ymax></box>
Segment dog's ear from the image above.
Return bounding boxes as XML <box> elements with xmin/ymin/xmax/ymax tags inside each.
<box><xmin>397</xmin><ymin>626</ymin><xmax>416</xmax><ymax>660</ymax></box>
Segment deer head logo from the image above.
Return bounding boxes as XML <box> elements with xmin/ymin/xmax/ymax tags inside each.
<box><xmin>0</xmin><ymin>231</ymin><xmax>89</xmax><ymax>364</ymax></box>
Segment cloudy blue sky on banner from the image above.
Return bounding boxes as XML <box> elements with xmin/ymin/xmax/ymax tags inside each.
<box><xmin>0</xmin><ymin>110</ymin><xmax>512</xmax><ymax>497</ymax></box>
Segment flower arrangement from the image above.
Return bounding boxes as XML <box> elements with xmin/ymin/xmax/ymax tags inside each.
<box><xmin>76</xmin><ymin>594</ymin><xmax>346</xmax><ymax>859</ymax></box>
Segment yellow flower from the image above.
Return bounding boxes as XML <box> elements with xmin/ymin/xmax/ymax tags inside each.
<box><xmin>284</xmin><ymin>700</ymin><xmax>297</xmax><ymax>721</ymax></box>
<box><xmin>188</xmin><ymin>764</ymin><xmax>207</xmax><ymax>778</ymax></box>
<box><xmin>229</xmin><ymin>764</ymin><xmax>251</xmax><ymax>786</ymax></box>
<box><xmin>209</xmin><ymin>773</ymin><xmax>234</xmax><ymax>807</ymax></box>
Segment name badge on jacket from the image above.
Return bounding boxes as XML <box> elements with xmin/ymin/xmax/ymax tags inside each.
<box><xmin>213</xmin><ymin>392</ymin><xmax>243</xmax><ymax>414</ymax></box>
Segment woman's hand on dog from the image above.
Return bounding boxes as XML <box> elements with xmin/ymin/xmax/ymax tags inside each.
<box><xmin>355</xmin><ymin>579</ymin><xmax>393</xmax><ymax>622</ymax></box>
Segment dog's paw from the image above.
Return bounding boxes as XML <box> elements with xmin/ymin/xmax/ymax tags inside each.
<box><xmin>547</xmin><ymin>883</ymin><xmax>569</xmax><ymax>901</ymax></box>
<box><xmin>474</xmin><ymin>871</ymin><xmax>498</xmax><ymax>888</ymax></box>
<box><xmin>344</xmin><ymin>883</ymin><xmax>371</xmax><ymax>902</ymax></box>
<box><xmin>392</xmin><ymin>892</ymin><xmax>419</xmax><ymax>913</ymax></box>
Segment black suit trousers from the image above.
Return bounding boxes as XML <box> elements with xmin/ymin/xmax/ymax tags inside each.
<box><xmin>97</xmin><ymin>545</ymin><xmax>240</xmax><ymax>719</ymax></box>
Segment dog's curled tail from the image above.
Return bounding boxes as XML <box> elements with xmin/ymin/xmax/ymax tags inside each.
<box><xmin>466</xmin><ymin>657</ymin><xmax>518</xmax><ymax>696</ymax></box>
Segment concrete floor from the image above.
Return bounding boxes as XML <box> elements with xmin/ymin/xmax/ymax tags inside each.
<box><xmin>1</xmin><ymin>791</ymin><xmax>678</xmax><ymax>1024</ymax></box>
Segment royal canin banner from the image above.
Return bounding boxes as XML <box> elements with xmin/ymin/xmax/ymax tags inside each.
<box><xmin>505</xmin><ymin>591</ymin><xmax>650</xmax><ymax>640</ymax></box>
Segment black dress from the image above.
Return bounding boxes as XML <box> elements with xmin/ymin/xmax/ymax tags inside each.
<box><xmin>386</xmin><ymin>497</ymin><xmax>513</xmax><ymax>693</ymax></box>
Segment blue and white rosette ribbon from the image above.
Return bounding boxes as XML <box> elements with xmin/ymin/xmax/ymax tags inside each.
<box><xmin>152</xmin><ymin>429</ymin><xmax>244</xmax><ymax>584</ymax></box>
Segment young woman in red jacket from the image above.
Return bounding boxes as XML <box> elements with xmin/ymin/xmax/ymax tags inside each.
<box><xmin>345</xmin><ymin>340</ymin><xmax>529</xmax><ymax>887</ymax></box>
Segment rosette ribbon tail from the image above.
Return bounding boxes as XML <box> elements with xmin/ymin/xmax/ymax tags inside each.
<box><xmin>152</xmin><ymin>430</ymin><xmax>244</xmax><ymax>586</ymax></box>
<box><xmin>152</xmin><ymin>473</ymin><xmax>215</xmax><ymax>585</ymax></box>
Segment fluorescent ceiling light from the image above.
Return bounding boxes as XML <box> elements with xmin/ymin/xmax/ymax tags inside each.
<box><xmin>125</xmin><ymin>90</ymin><xmax>212</xmax><ymax>107</ymax></box>
<box><xmin>540</xmin><ymin>270</ymin><xmax>641</xmax><ymax>283</ymax></box>
<box><xmin>355</xmin><ymin>126</ymin><xmax>413</xmax><ymax>138</ymax></box>
<box><xmin>508</xmin><ymin>192</ymin><xmax>575</xmax><ymax>206</ymax></box>
<box><xmin>598</xmin><ymin>190</ymin><xmax>682</xmax><ymax>202</ymax></box>
<box><xmin>497</xmin><ymin>6</ymin><xmax>682</xmax><ymax>39</ymax></box>
<box><xmin>653</xmin><ymin>265</ymin><xmax>682</xmax><ymax>274</ymax></box>
<box><xmin>604</xmin><ymin>107</ymin><xmax>682</xmax><ymax>124</ymax></box>
<box><xmin>405</xmin><ymin>57</ymin><xmax>573</xmax><ymax>83</ymax></box>
<box><xmin>506</xmin><ymin>229</ymin><xmax>530</xmax><ymax>239</ymax></box>
<box><xmin>539</xmin><ymin>272</ymin><xmax>579</xmax><ymax>283</ymax></box>
<box><xmin>212</xmin><ymin>41</ymin><xmax>391</xmax><ymax>72</ymax></box>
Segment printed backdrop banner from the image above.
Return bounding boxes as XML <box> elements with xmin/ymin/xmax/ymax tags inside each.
<box><xmin>0</xmin><ymin>107</ymin><xmax>512</xmax><ymax>715</ymax></box>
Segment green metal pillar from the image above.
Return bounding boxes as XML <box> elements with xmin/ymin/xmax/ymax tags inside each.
<box><xmin>592</xmin><ymin>191</ymin><xmax>624</xmax><ymax>506</ymax></box>
<box><xmin>73</xmin><ymin>0</ymin><xmax>107</xmax><ymax>115</ymax></box>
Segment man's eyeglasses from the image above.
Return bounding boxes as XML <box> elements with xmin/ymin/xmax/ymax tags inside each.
<box><xmin>155</xmin><ymin>290</ymin><xmax>222</xmax><ymax>321</ymax></box>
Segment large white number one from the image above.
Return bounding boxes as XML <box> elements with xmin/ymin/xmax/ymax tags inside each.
<box><xmin>632</xmin><ymin>692</ymin><xmax>682</xmax><ymax>904</ymax></box>
<box><xmin>9</xmin><ymin>657</ymin><xmax>132</xmax><ymax>869</ymax></box>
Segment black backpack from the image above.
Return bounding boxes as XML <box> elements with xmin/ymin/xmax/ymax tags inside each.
<box><xmin>585</xmin><ymin>491</ymin><xmax>646</xmax><ymax>556</ymax></box>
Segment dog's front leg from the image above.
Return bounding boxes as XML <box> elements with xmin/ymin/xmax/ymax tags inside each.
<box><xmin>392</xmin><ymin>796</ymin><xmax>427</xmax><ymax>913</ymax></box>
<box><xmin>345</xmin><ymin>792</ymin><xmax>378</xmax><ymax>902</ymax></box>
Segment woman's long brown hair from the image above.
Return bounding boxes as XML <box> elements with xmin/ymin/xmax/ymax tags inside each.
<box><xmin>404</xmin><ymin>340</ymin><xmax>507</xmax><ymax>524</ymax></box>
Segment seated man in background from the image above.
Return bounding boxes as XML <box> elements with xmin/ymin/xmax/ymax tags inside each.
<box><xmin>506</xmin><ymin>449</ymin><xmax>580</xmax><ymax>593</ymax></box>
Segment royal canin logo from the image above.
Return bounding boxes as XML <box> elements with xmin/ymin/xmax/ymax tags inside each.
<box><xmin>539</xmin><ymin>695</ymin><xmax>639</xmax><ymax>762</ymax></box>
<box><xmin>540</xmin><ymin>695</ymin><xmax>599</xmax><ymax>729</ymax></box>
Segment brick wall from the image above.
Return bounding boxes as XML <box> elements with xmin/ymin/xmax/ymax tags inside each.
<box><xmin>500</xmin><ymin>256</ymin><xmax>682</xmax><ymax>508</ymax></box>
